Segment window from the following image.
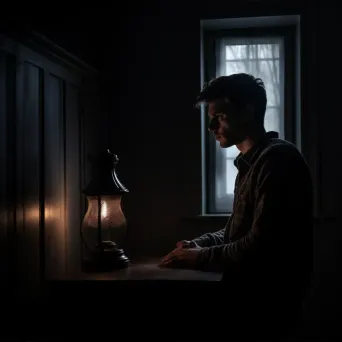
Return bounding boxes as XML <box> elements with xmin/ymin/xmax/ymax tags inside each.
<box><xmin>201</xmin><ymin>20</ymin><xmax>299</xmax><ymax>215</ymax></box>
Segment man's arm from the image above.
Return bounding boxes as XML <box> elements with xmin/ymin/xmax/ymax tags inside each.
<box><xmin>196</xmin><ymin>149</ymin><xmax>300</xmax><ymax>272</ymax></box>
<box><xmin>189</xmin><ymin>226</ymin><xmax>227</xmax><ymax>247</ymax></box>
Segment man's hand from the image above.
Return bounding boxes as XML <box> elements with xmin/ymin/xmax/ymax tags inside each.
<box><xmin>159</xmin><ymin>247</ymin><xmax>202</xmax><ymax>268</ymax></box>
<box><xmin>176</xmin><ymin>240</ymin><xmax>192</xmax><ymax>249</ymax></box>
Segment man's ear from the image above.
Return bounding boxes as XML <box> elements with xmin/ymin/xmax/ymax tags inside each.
<box><xmin>213</xmin><ymin>98</ymin><xmax>230</xmax><ymax>114</ymax></box>
<box><xmin>244</xmin><ymin>104</ymin><xmax>255</xmax><ymax>123</ymax></box>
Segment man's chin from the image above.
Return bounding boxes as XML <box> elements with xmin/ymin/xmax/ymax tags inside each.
<box><xmin>217</xmin><ymin>134</ymin><xmax>244</xmax><ymax>148</ymax></box>
<box><xmin>219</xmin><ymin>139</ymin><xmax>234</xmax><ymax>148</ymax></box>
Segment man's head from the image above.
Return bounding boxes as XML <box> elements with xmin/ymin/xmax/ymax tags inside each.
<box><xmin>196</xmin><ymin>73</ymin><xmax>267</xmax><ymax>148</ymax></box>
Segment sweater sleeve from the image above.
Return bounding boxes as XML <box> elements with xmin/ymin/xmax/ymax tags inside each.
<box><xmin>189</xmin><ymin>215</ymin><xmax>232</xmax><ymax>247</ymax></box>
<box><xmin>190</xmin><ymin>227</ymin><xmax>226</xmax><ymax>247</ymax></box>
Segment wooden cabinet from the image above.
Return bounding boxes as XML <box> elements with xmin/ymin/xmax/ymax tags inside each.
<box><xmin>0</xmin><ymin>32</ymin><xmax>104</xmax><ymax>297</ymax></box>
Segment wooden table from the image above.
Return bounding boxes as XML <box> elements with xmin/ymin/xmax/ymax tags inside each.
<box><xmin>57</xmin><ymin>259</ymin><xmax>221</xmax><ymax>281</ymax></box>
<box><xmin>44</xmin><ymin>261</ymin><xmax>225</xmax><ymax>340</ymax></box>
<box><xmin>46</xmin><ymin>259</ymin><xmax>221</xmax><ymax>318</ymax></box>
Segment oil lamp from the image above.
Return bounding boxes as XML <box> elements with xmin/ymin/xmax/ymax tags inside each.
<box><xmin>81</xmin><ymin>149</ymin><xmax>130</xmax><ymax>272</ymax></box>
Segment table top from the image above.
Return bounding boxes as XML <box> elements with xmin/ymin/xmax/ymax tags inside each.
<box><xmin>59</xmin><ymin>259</ymin><xmax>221</xmax><ymax>281</ymax></box>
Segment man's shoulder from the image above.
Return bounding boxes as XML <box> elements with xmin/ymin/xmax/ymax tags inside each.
<box><xmin>260</xmin><ymin>138</ymin><xmax>303</xmax><ymax>162</ymax></box>
<box><xmin>254</xmin><ymin>138</ymin><xmax>308</xmax><ymax>173</ymax></box>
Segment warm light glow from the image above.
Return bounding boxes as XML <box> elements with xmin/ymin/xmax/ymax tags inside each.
<box><xmin>25</xmin><ymin>205</ymin><xmax>40</xmax><ymax>221</ymax></box>
<box><xmin>83</xmin><ymin>195</ymin><xmax>126</xmax><ymax>230</ymax></box>
<box><xmin>81</xmin><ymin>195</ymin><xmax>127</xmax><ymax>249</ymax></box>
<box><xmin>22</xmin><ymin>204</ymin><xmax>64</xmax><ymax>222</ymax></box>
<box><xmin>101</xmin><ymin>201</ymin><xmax>107</xmax><ymax>219</ymax></box>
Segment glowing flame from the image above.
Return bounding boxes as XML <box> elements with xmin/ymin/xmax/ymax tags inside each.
<box><xmin>101</xmin><ymin>201</ymin><xmax>107</xmax><ymax>219</ymax></box>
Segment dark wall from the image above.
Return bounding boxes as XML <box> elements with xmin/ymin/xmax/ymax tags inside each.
<box><xmin>0</xmin><ymin>14</ymin><xmax>109</xmax><ymax>70</ymax></box>
<box><xmin>1</xmin><ymin>13</ymin><xmax>114</xmax><ymax>117</ymax></box>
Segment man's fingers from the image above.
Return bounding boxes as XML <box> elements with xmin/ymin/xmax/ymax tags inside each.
<box><xmin>177</xmin><ymin>240</ymin><xmax>190</xmax><ymax>248</ymax></box>
<box><xmin>159</xmin><ymin>254</ymin><xmax>176</xmax><ymax>267</ymax></box>
<box><xmin>160</xmin><ymin>247</ymin><xmax>187</xmax><ymax>266</ymax></box>
<box><xmin>159</xmin><ymin>248</ymin><xmax>188</xmax><ymax>268</ymax></box>
<box><xmin>161</xmin><ymin>249</ymin><xmax>177</xmax><ymax>265</ymax></box>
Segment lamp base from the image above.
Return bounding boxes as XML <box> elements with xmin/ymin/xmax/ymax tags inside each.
<box><xmin>82</xmin><ymin>242</ymin><xmax>130</xmax><ymax>273</ymax></box>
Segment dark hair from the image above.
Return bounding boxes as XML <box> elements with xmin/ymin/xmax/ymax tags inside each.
<box><xmin>196</xmin><ymin>73</ymin><xmax>267</xmax><ymax>126</ymax></box>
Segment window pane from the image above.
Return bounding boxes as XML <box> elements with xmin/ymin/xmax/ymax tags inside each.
<box><xmin>226</xmin><ymin>45</ymin><xmax>248</xmax><ymax>60</ymax></box>
<box><xmin>259</xmin><ymin>60</ymin><xmax>280</xmax><ymax>106</ymax></box>
<box><xmin>249</xmin><ymin>44</ymin><xmax>280</xmax><ymax>59</ymax></box>
<box><xmin>226</xmin><ymin>159</ymin><xmax>238</xmax><ymax>194</ymax></box>
<box><xmin>260</xmin><ymin>60</ymin><xmax>280</xmax><ymax>83</ymax></box>
<box><xmin>226</xmin><ymin>61</ymin><xmax>248</xmax><ymax>74</ymax></box>
<box><xmin>207</xmin><ymin>37</ymin><xmax>285</xmax><ymax>213</ymax></box>
<box><xmin>264</xmin><ymin>107</ymin><xmax>281</xmax><ymax>134</ymax></box>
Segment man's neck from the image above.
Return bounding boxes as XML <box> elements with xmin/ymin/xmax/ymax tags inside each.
<box><xmin>236</xmin><ymin>128</ymin><xmax>266</xmax><ymax>155</ymax></box>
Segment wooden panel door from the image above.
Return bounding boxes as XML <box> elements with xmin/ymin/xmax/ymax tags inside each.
<box><xmin>0</xmin><ymin>33</ymin><xmax>99</xmax><ymax>296</ymax></box>
<box><xmin>43</xmin><ymin>72</ymin><xmax>66</xmax><ymax>280</ymax></box>
<box><xmin>15</xmin><ymin>61</ymin><xmax>42</xmax><ymax>295</ymax></box>
<box><xmin>65</xmin><ymin>83</ymin><xmax>82</xmax><ymax>275</ymax></box>
<box><xmin>0</xmin><ymin>51</ymin><xmax>16</xmax><ymax>294</ymax></box>
<box><xmin>14</xmin><ymin>41</ymin><xmax>84</xmax><ymax>286</ymax></box>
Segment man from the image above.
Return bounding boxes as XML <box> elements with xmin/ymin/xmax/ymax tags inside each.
<box><xmin>160</xmin><ymin>74</ymin><xmax>313</xmax><ymax>336</ymax></box>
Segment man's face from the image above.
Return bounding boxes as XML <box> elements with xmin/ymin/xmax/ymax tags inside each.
<box><xmin>208</xmin><ymin>99</ymin><xmax>246</xmax><ymax>148</ymax></box>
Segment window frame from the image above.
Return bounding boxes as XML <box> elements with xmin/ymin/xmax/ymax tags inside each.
<box><xmin>202</xmin><ymin>25</ymin><xmax>298</xmax><ymax>215</ymax></box>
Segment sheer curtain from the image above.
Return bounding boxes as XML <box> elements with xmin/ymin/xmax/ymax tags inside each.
<box><xmin>210</xmin><ymin>37</ymin><xmax>285</xmax><ymax>213</ymax></box>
